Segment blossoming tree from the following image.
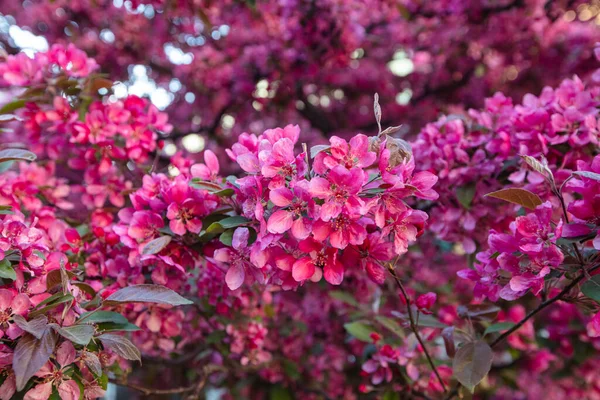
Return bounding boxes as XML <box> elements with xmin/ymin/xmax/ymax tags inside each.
<box><xmin>0</xmin><ymin>1</ymin><xmax>600</xmax><ymax>400</ymax></box>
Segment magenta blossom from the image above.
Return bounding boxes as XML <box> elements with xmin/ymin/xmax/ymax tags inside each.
<box><xmin>291</xmin><ymin>239</ymin><xmax>342</xmax><ymax>285</ymax></box>
<box><xmin>266</xmin><ymin>180</ymin><xmax>317</xmax><ymax>239</ymax></box>
<box><xmin>313</xmin><ymin>134</ymin><xmax>376</xmax><ymax>174</ymax></box>
<box><xmin>309</xmin><ymin>166</ymin><xmax>366</xmax><ymax>221</ymax></box>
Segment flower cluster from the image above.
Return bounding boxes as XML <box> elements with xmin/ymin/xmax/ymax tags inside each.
<box><xmin>3</xmin><ymin>34</ymin><xmax>600</xmax><ymax>400</ymax></box>
<box><xmin>0</xmin><ymin>44</ymin><xmax>97</xmax><ymax>87</ymax></box>
<box><xmin>459</xmin><ymin>202</ymin><xmax>564</xmax><ymax>301</ymax></box>
<box><xmin>210</xmin><ymin>127</ymin><xmax>438</xmax><ymax>289</ymax></box>
<box><xmin>412</xmin><ymin>74</ymin><xmax>600</xmax><ymax>254</ymax></box>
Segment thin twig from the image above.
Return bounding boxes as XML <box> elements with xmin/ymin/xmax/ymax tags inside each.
<box><xmin>387</xmin><ymin>264</ymin><xmax>447</xmax><ymax>393</ymax></box>
<box><xmin>490</xmin><ymin>264</ymin><xmax>600</xmax><ymax>347</ymax></box>
<box><xmin>110</xmin><ymin>364</ymin><xmax>227</xmax><ymax>398</ymax></box>
<box><xmin>109</xmin><ymin>379</ymin><xmax>196</xmax><ymax>396</ymax></box>
<box><xmin>553</xmin><ymin>184</ymin><xmax>586</xmax><ymax>269</ymax></box>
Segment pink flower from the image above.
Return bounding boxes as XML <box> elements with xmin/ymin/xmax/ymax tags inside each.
<box><xmin>214</xmin><ymin>228</ymin><xmax>266</xmax><ymax>290</ymax></box>
<box><xmin>266</xmin><ymin>181</ymin><xmax>316</xmax><ymax>239</ymax></box>
<box><xmin>362</xmin><ymin>344</ymin><xmax>401</xmax><ymax>385</ymax></box>
<box><xmin>260</xmin><ymin>138</ymin><xmax>301</xmax><ymax>184</ymax></box>
<box><xmin>25</xmin><ymin>341</ymin><xmax>80</xmax><ymax>400</ymax></box>
<box><xmin>416</xmin><ymin>292</ymin><xmax>437</xmax><ymax>314</ymax></box>
<box><xmin>191</xmin><ymin>150</ymin><xmax>220</xmax><ymax>181</ymax></box>
<box><xmin>0</xmin><ymin>289</ymin><xmax>30</xmax><ymax>339</ymax></box>
<box><xmin>382</xmin><ymin>209</ymin><xmax>428</xmax><ymax>255</ymax></box>
<box><xmin>340</xmin><ymin>232</ymin><xmax>393</xmax><ymax>284</ymax></box>
<box><xmin>313</xmin><ymin>134</ymin><xmax>376</xmax><ymax>174</ymax></box>
<box><xmin>48</xmin><ymin>43</ymin><xmax>98</xmax><ymax>78</ymax></box>
<box><xmin>0</xmin><ymin>53</ymin><xmax>44</xmax><ymax>86</ymax></box>
<box><xmin>292</xmin><ymin>239</ymin><xmax>342</xmax><ymax>284</ymax></box>
<box><xmin>164</xmin><ymin>177</ymin><xmax>216</xmax><ymax>235</ymax></box>
<box><xmin>127</xmin><ymin>211</ymin><xmax>164</xmax><ymax>241</ymax></box>
<box><xmin>588</xmin><ymin>312</ymin><xmax>600</xmax><ymax>338</ymax></box>
<box><xmin>309</xmin><ymin>166</ymin><xmax>365</xmax><ymax>221</ymax></box>
<box><xmin>313</xmin><ymin>209</ymin><xmax>367</xmax><ymax>250</ymax></box>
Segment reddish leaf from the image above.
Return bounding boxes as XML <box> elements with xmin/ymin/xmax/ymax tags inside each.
<box><xmin>13</xmin><ymin>330</ymin><xmax>58</xmax><ymax>391</ymax></box>
<box><xmin>12</xmin><ymin>315</ymin><xmax>48</xmax><ymax>340</ymax></box>
<box><xmin>104</xmin><ymin>284</ymin><xmax>193</xmax><ymax>306</ymax></box>
<box><xmin>453</xmin><ymin>340</ymin><xmax>493</xmax><ymax>392</ymax></box>
<box><xmin>98</xmin><ymin>334</ymin><xmax>141</xmax><ymax>361</ymax></box>
<box><xmin>141</xmin><ymin>236</ymin><xmax>172</xmax><ymax>255</ymax></box>
<box><xmin>485</xmin><ymin>188</ymin><xmax>542</xmax><ymax>210</ymax></box>
<box><xmin>442</xmin><ymin>327</ymin><xmax>456</xmax><ymax>357</ymax></box>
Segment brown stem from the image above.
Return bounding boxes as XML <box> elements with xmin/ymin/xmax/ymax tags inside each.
<box><xmin>553</xmin><ymin>185</ymin><xmax>586</xmax><ymax>268</ymax></box>
<box><xmin>110</xmin><ymin>364</ymin><xmax>226</xmax><ymax>398</ymax></box>
<box><xmin>387</xmin><ymin>264</ymin><xmax>447</xmax><ymax>392</ymax></box>
<box><xmin>490</xmin><ymin>264</ymin><xmax>600</xmax><ymax>346</ymax></box>
<box><xmin>108</xmin><ymin>379</ymin><xmax>196</xmax><ymax>396</ymax></box>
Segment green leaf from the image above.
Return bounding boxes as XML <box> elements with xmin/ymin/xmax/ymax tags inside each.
<box><xmin>216</xmin><ymin>216</ymin><xmax>250</xmax><ymax>229</ymax></box>
<box><xmin>96</xmin><ymin>322</ymin><xmax>140</xmax><ymax>332</ymax></box>
<box><xmin>282</xmin><ymin>359</ymin><xmax>301</xmax><ymax>380</ymax></box>
<box><xmin>453</xmin><ymin>340</ymin><xmax>493</xmax><ymax>392</ymax></box>
<box><xmin>269</xmin><ymin>386</ymin><xmax>293</xmax><ymax>400</ymax></box>
<box><xmin>98</xmin><ymin>373</ymin><xmax>109</xmax><ymax>390</ymax></box>
<box><xmin>456</xmin><ymin>185</ymin><xmax>476</xmax><ymax>209</ymax></box>
<box><xmin>485</xmin><ymin>188</ymin><xmax>542</xmax><ymax>210</ymax></box>
<box><xmin>29</xmin><ymin>294</ymin><xmax>74</xmax><ymax>318</ymax></box>
<box><xmin>203</xmin><ymin>216</ymin><xmax>251</xmax><ymax>238</ymax></box>
<box><xmin>0</xmin><ymin>148</ymin><xmax>36</xmax><ymax>163</ymax></box>
<box><xmin>344</xmin><ymin>321</ymin><xmax>376</xmax><ymax>342</ymax></box>
<box><xmin>582</xmin><ymin>275</ymin><xmax>600</xmax><ymax>303</ymax></box>
<box><xmin>141</xmin><ymin>235</ymin><xmax>172</xmax><ymax>255</ymax></box>
<box><xmin>205</xmin><ymin>330</ymin><xmax>226</xmax><ymax>345</ymax></box>
<box><xmin>329</xmin><ymin>291</ymin><xmax>359</xmax><ymax>307</ymax></box>
<box><xmin>382</xmin><ymin>391</ymin><xmax>400</xmax><ymax>400</ymax></box>
<box><xmin>190</xmin><ymin>180</ymin><xmax>234</xmax><ymax>197</ymax></box>
<box><xmin>0</xmin><ymin>259</ymin><xmax>16</xmax><ymax>280</ymax></box>
<box><xmin>375</xmin><ymin>316</ymin><xmax>405</xmax><ymax>338</ymax></box>
<box><xmin>214</xmin><ymin>188</ymin><xmax>234</xmax><ymax>197</ymax></box>
<box><xmin>0</xmin><ymin>99</ymin><xmax>26</xmax><ymax>114</ymax></box>
<box><xmin>13</xmin><ymin>330</ymin><xmax>58</xmax><ymax>391</ymax></box>
<box><xmin>219</xmin><ymin>230</ymin><xmax>234</xmax><ymax>246</ymax></box>
<box><xmin>78</xmin><ymin>311</ymin><xmax>128</xmax><ymax>325</ymax></box>
<box><xmin>190</xmin><ymin>179</ymin><xmax>223</xmax><ymax>191</ymax></box>
<box><xmin>98</xmin><ymin>334</ymin><xmax>141</xmax><ymax>362</ymax></box>
<box><xmin>104</xmin><ymin>284</ymin><xmax>193</xmax><ymax>306</ymax></box>
<box><xmin>52</xmin><ymin>324</ymin><xmax>94</xmax><ymax>346</ymax></box>
<box><xmin>34</xmin><ymin>292</ymin><xmax>71</xmax><ymax>309</ymax></box>
<box><xmin>0</xmin><ymin>204</ymin><xmax>13</xmax><ymax>214</ymax></box>
<box><xmin>484</xmin><ymin>322</ymin><xmax>515</xmax><ymax>336</ymax></box>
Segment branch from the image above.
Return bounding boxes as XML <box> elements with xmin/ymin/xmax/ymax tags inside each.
<box><xmin>110</xmin><ymin>364</ymin><xmax>227</xmax><ymax>398</ymax></box>
<box><xmin>109</xmin><ymin>379</ymin><xmax>196</xmax><ymax>396</ymax></box>
<box><xmin>445</xmin><ymin>263</ymin><xmax>600</xmax><ymax>399</ymax></box>
<box><xmin>387</xmin><ymin>264</ymin><xmax>447</xmax><ymax>393</ymax></box>
<box><xmin>490</xmin><ymin>264</ymin><xmax>600</xmax><ymax>347</ymax></box>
